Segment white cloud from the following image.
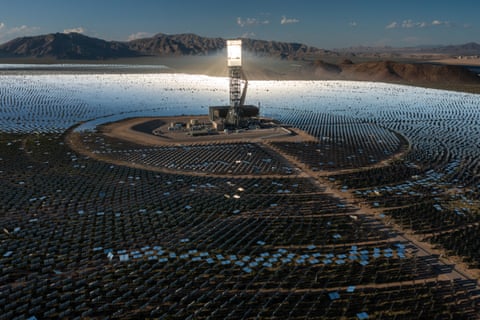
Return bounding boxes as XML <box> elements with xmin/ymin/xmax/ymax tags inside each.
<box><xmin>387</xmin><ymin>19</ymin><xmax>452</xmax><ymax>30</ymax></box>
<box><xmin>63</xmin><ymin>27</ymin><xmax>85</xmax><ymax>34</ymax></box>
<box><xmin>127</xmin><ymin>32</ymin><xmax>153</xmax><ymax>41</ymax></box>
<box><xmin>385</xmin><ymin>22</ymin><xmax>398</xmax><ymax>29</ymax></box>
<box><xmin>10</xmin><ymin>25</ymin><xmax>39</xmax><ymax>33</ymax></box>
<box><xmin>431</xmin><ymin>20</ymin><xmax>451</xmax><ymax>27</ymax></box>
<box><xmin>402</xmin><ymin>20</ymin><xmax>427</xmax><ymax>28</ymax></box>
<box><xmin>237</xmin><ymin>17</ymin><xmax>269</xmax><ymax>27</ymax></box>
<box><xmin>349</xmin><ymin>21</ymin><xmax>358</xmax><ymax>27</ymax></box>
<box><xmin>401</xmin><ymin>20</ymin><xmax>414</xmax><ymax>28</ymax></box>
<box><xmin>281</xmin><ymin>16</ymin><xmax>299</xmax><ymax>25</ymax></box>
<box><xmin>0</xmin><ymin>22</ymin><xmax>40</xmax><ymax>42</ymax></box>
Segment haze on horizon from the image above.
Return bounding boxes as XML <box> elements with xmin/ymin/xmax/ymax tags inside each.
<box><xmin>0</xmin><ymin>0</ymin><xmax>478</xmax><ymax>49</ymax></box>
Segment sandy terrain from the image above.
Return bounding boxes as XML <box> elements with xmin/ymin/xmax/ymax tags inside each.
<box><xmin>99</xmin><ymin>116</ymin><xmax>317</xmax><ymax>146</ymax></box>
<box><xmin>431</xmin><ymin>58</ymin><xmax>480</xmax><ymax>66</ymax></box>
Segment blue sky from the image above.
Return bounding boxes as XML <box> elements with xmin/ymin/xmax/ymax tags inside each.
<box><xmin>0</xmin><ymin>0</ymin><xmax>478</xmax><ymax>48</ymax></box>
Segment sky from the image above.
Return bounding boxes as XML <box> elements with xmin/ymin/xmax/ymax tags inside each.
<box><xmin>0</xmin><ymin>0</ymin><xmax>479</xmax><ymax>49</ymax></box>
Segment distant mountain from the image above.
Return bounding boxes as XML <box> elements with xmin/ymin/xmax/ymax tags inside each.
<box><xmin>0</xmin><ymin>33</ymin><xmax>139</xmax><ymax>59</ymax></box>
<box><xmin>337</xmin><ymin>43</ymin><xmax>480</xmax><ymax>57</ymax></box>
<box><xmin>0</xmin><ymin>32</ymin><xmax>330</xmax><ymax>60</ymax></box>
<box><xmin>426</xmin><ymin>42</ymin><xmax>480</xmax><ymax>55</ymax></box>
<box><xmin>2</xmin><ymin>31</ymin><xmax>478</xmax><ymax>61</ymax></box>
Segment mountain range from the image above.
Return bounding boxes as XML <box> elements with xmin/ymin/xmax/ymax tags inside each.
<box><xmin>1</xmin><ymin>32</ymin><xmax>479</xmax><ymax>92</ymax></box>
<box><xmin>336</xmin><ymin>42</ymin><xmax>480</xmax><ymax>56</ymax></box>
<box><xmin>0</xmin><ymin>32</ymin><xmax>330</xmax><ymax>60</ymax></box>
<box><xmin>1</xmin><ymin>32</ymin><xmax>479</xmax><ymax>61</ymax></box>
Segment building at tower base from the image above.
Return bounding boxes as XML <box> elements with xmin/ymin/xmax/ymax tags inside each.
<box><xmin>209</xmin><ymin>105</ymin><xmax>260</xmax><ymax>131</ymax></box>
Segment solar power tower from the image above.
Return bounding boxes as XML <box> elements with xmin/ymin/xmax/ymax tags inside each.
<box><xmin>226</xmin><ymin>39</ymin><xmax>247</xmax><ymax>127</ymax></box>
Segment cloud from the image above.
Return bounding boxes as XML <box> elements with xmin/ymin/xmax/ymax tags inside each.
<box><xmin>386</xmin><ymin>19</ymin><xmax>452</xmax><ymax>29</ymax></box>
<box><xmin>349</xmin><ymin>21</ymin><xmax>358</xmax><ymax>27</ymax></box>
<box><xmin>127</xmin><ymin>32</ymin><xmax>153</xmax><ymax>41</ymax></box>
<box><xmin>431</xmin><ymin>20</ymin><xmax>451</xmax><ymax>27</ymax></box>
<box><xmin>385</xmin><ymin>21</ymin><xmax>398</xmax><ymax>29</ymax></box>
<box><xmin>281</xmin><ymin>16</ymin><xmax>299</xmax><ymax>25</ymax></box>
<box><xmin>401</xmin><ymin>20</ymin><xmax>427</xmax><ymax>28</ymax></box>
<box><xmin>10</xmin><ymin>25</ymin><xmax>39</xmax><ymax>33</ymax></box>
<box><xmin>63</xmin><ymin>27</ymin><xmax>85</xmax><ymax>34</ymax></box>
<box><xmin>0</xmin><ymin>22</ymin><xmax>40</xmax><ymax>42</ymax></box>
<box><xmin>237</xmin><ymin>17</ymin><xmax>269</xmax><ymax>27</ymax></box>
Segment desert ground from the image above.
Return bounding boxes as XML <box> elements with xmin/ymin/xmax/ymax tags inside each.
<box><xmin>431</xmin><ymin>57</ymin><xmax>480</xmax><ymax>66</ymax></box>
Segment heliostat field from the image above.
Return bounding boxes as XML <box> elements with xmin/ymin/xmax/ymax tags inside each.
<box><xmin>0</xmin><ymin>72</ymin><xmax>479</xmax><ymax>319</ymax></box>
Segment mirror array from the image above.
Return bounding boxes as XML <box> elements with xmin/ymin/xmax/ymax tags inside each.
<box><xmin>0</xmin><ymin>73</ymin><xmax>479</xmax><ymax>318</ymax></box>
<box><xmin>1</xmin><ymin>133</ymin><xmax>478</xmax><ymax>318</ymax></box>
<box><xmin>84</xmin><ymin>134</ymin><xmax>293</xmax><ymax>176</ymax></box>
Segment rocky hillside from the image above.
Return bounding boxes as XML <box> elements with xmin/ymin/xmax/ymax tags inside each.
<box><xmin>236</xmin><ymin>38</ymin><xmax>329</xmax><ymax>59</ymax></box>
<box><xmin>127</xmin><ymin>33</ymin><xmax>225</xmax><ymax>56</ymax></box>
<box><xmin>307</xmin><ymin>59</ymin><xmax>480</xmax><ymax>85</ymax></box>
<box><xmin>0</xmin><ymin>33</ymin><xmax>139</xmax><ymax>59</ymax></box>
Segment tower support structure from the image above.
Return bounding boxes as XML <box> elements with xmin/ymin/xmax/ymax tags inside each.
<box><xmin>209</xmin><ymin>39</ymin><xmax>258</xmax><ymax>129</ymax></box>
<box><xmin>226</xmin><ymin>39</ymin><xmax>244</xmax><ymax>128</ymax></box>
<box><xmin>227</xmin><ymin>66</ymin><xmax>242</xmax><ymax>127</ymax></box>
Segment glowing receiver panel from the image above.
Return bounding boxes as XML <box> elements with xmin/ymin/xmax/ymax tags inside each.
<box><xmin>227</xmin><ymin>40</ymin><xmax>242</xmax><ymax>67</ymax></box>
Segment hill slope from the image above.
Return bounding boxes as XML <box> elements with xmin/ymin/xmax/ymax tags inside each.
<box><xmin>0</xmin><ymin>33</ymin><xmax>139</xmax><ymax>59</ymax></box>
<box><xmin>307</xmin><ymin>59</ymin><xmax>480</xmax><ymax>85</ymax></box>
<box><xmin>127</xmin><ymin>33</ymin><xmax>225</xmax><ymax>56</ymax></box>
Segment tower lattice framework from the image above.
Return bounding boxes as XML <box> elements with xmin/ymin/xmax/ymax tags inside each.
<box><xmin>227</xmin><ymin>66</ymin><xmax>242</xmax><ymax>127</ymax></box>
